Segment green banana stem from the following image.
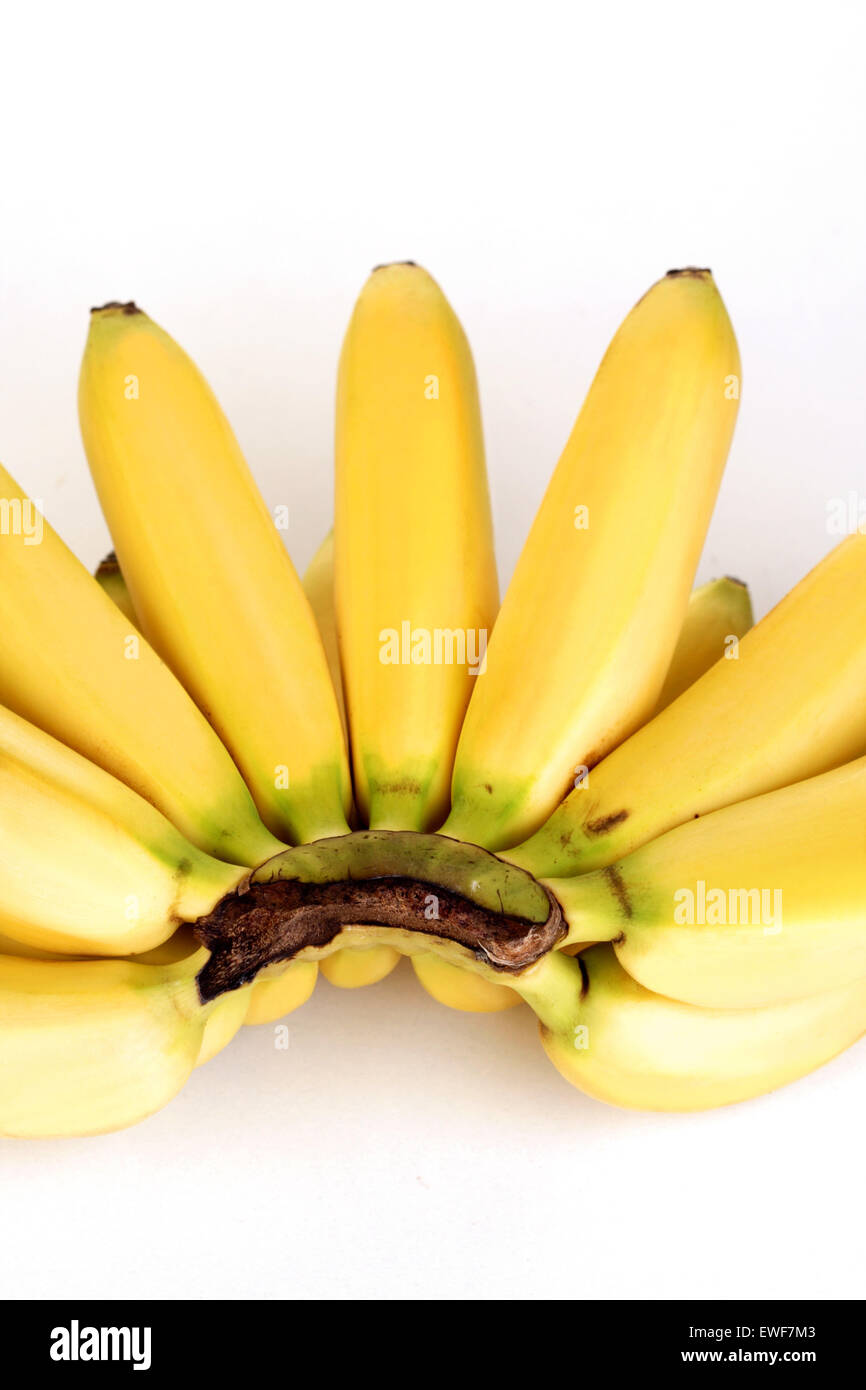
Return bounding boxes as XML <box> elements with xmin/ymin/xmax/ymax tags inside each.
<box><xmin>508</xmin><ymin>948</ymin><xmax>587</xmax><ymax>1035</ymax></box>
<box><xmin>541</xmin><ymin>870</ymin><xmax>623</xmax><ymax>948</ymax></box>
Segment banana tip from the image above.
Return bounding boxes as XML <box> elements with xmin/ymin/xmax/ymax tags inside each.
<box><xmin>90</xmin><ymin>300</ymin><xmax>141</xmax><ymax>316</ymax></box>
<box><xmin>665</xmin><ymin>266</ymin><xmax>712</xmax><ymax>279</ymax></box>
<box><xmin>370</xmin><ymin>260</ymin><xmax>418</xmax><ymax>273</ymax></box>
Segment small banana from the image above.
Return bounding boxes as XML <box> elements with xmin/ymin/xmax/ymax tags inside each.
<box><xmin>533</xmin><ymin>945</ymin><xmax>866</xmax><ymax>1112</ymax></box>
<box><xmin>413</xmin><ymin>573</ymin><xmax>753</xmax><ymax>1014</ymax></box>
<box><xmin>441</xmin><ymin>269</ymin><xmax>741</xmax><ymax>852</ymax></box>
<box><xmin>94</xmin><ymin>552</ymin><xmax>138</xmax><ymax>626</ymax></box>
<box><xmin>301</xmin><ymin>531</ymin><xmax>402</xmax><ymax>990</ymax></box>
<box><xmin>243</xmin><ymin>962</ymin><xmax>319</xmax><ymax>1025</ymax></box>
<box><xmin>93</xmin><ymin>539</ymin><xmax>349</xmax><ymax>1000</ymax></box>
<box><xmin>412</xmin><ymin>953</ymin><xmax>521</xmax><ymax>1013</ymax></box>
<box><xmin>133</xmin><ymin>929</ymin><xmax>252</xmax><ymax>1063</ymax></box>
<box><xmin>411</xmin><ymin>564</ymin><xmax>764</xmax><ymax>1032</ymax></box>
<box><xmin>512</xmin><ymin>533</ymin><xmax>866</xmax><ymax>878</ymax></box>
<box><xmin>0</xmin><ymin>704</ymin><xmax>244</xmax><ymax>955</ymax></box>
<box><xmin>301</xmin><ymin>532</ymin><xmax>346</xmax><ymax>733</ymax></box>
<box><xmin>550</xmin><ymin>755</ymin><xmax>866</xmax><ymax>1009</ymax></box>
<box><xmin>0</xmin><ymin>461</ymin><xmax>279</xmax><ymax>867</ymax></box>
<box><xmin>651</xmin><ymin>576</ymin><xmax>752</xmax><ymax>715</ymax></box>
<box><xmin>335</xmin><ymin>263</ymin><xmax>498</xmax><ymax>833</ymax></box>
<box><xmin>0</xmin><ymin>950</ymin><xmax>209</xmax><ymax>1138</ymax></box>
<box><xmin>79</xmin><ymin>303</ymin><xmax>351</xmax><ymax>845</ymax></box>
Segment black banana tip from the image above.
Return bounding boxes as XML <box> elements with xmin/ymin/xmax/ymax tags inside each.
<box><xmin>90</xmin><ymin>300</ymin><xmax>141</xmax><ymax>315</ymax></box>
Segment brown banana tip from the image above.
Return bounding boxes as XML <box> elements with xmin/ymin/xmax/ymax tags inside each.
<box><xmin>371</xmin><ymin>260</ymin><xmax>418</xmax><ymax>272</ymax></box>
<box><xmin>665</xmin><ymin>266</ymin><xmax>712</xmax><ymax>278</ymax></box>
<box><xmin>90</xmin><ymin>300</ymin><xmax>141</xmax><ymax>315</ymax></box>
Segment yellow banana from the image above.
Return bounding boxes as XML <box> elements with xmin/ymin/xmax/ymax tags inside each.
<box><xmin>0</xmin><ymin>461</ymin><xmax>279</xmax><ymax>866</ymax></box>
<box><xmin>550</xmin><ymin>756</ymin><xmax>866</xmax><ymax>1009</ymax></box>
<box><xmin>441</xmin><ymin>269</ymin><xmax>740</xmax><ymax>851</ymax></box>
<box><xmin>414</xmin><ymin>572</ymin><xmax>754</xmax><ymax>1013</ymax></box>
<box><xmin>243</xmin><ymin>961</ymin><xmax>319</xmax><ymax>1025</ymax></box>
<box><xmin>0</xmin><ymin>949</ymin><xmax>215</xmax><ymax>1138</ymax></box>
<box><xmin>91</xmin><ymin>537</ymin><xmax>345</xmax><ymax>999</ymax></box>
<box><xmin>302</xmin><ymin>532</ymin><xmax>346</xmax><ymax>732</ymax></box>
<box><xmin>512</xmin><ymin>533</ymin><xmax>866</xmax><ymax>877</ymax></box>
<box><xmin>652</xmin><ymin>575</ymin><xmax>752</xmax><ymax>714</ymax></box>
<box><xmin>412</xmin><ymin>953</ymin><xmax>521</xmax><ymax>1012</ymax></box>
<box><xmin>0</xmin><ymin>704</ymin><xmax>244</xmax><ymax>955</ymax></box>
<box><xmin>335</xmin><ymin>263</ymin><xmax>498</xmax><ymax>832</ymax></box>
<box><xmin>79</xmin><ymin>302</ymin><xmax>350</xmax><ymax>845</ymax></box>
<box><xmin>94</xmin><ymin>551</ymin><xmax>138</xmax><ymax>626</ymax></box>
<box><xmin>89</xmin><ymin>549</ymin><xmax>326</xmax><ymax>1013</ymax></box>
<box><xmin>319</xmin><ymin>947</ymin><xmax>401</xmax><ymax>992</ymax></box>
<box><xmin>536</xmin><ymin>945</ymin><xmax>866</xmax><ymax>1112</ymax></box>
<box><xmin>133</xmin><ymin>929</ymin><xmax>252</xmax><ymax>1063</ymax></box>
<box><xmin>300</xmin><ymin>531</ymin><xmax>401</xmax><ymax>990</ymax></box>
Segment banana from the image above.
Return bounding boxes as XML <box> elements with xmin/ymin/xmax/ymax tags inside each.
<box><xmin>95</xmin><ymin>551</ymin><xmax>138</xmax><ymax>626</ymax></box>
<box><xmin>512</xmin><ymin>533</ymin><xmax>866</xmax><ymax>877</ymax></box>
<box><xmin>0</xmin><ymin>704</ymin><xmax>244</xmax><ymax>955</ymax></box>
<box><xmin>131</xmin><ymin>929</ymin><xmax>253</xmax><ymax>1062</ymax></box>
<box><xmin>550</xmin><ymin>756</ymin><xmax>866</xmax><ymax>1009</ymax></box>
<box><xmin>413</xmin><ymin>572</ymin><xmax>754</xmax><ymax>1013</ymax></box>
<box><xmin>412</xmin><ymin>953</ymin><xmax>521</xmax><ymax>1012</ymax></box>
<box><xmin>243</xmin><ymin>961</ymin><xmax>319</xmax><ymax>1024</ymax></box>
<box><xmin>335</xmin><ymin>263</ymin><xmax>498</xmax><ymax>832</ymax></box>
<box><xmin>301</xmin><ymin>530</ymin><xmax>402</xmax><ymax>990</ymax></box>
<box><xmin>534</xmin><ymin>945</ymin><xmax>866</xmax><ymax>1112</ymax></box>
<box><xmin>0</xmin><ymin>461</ymin><xmax>279</xmax><ymax>866</ymax></box>
<box><xmin>79</xmin><ymin>302</ymin><xmax>351</xmax><ymax>845</ymax></box>
<box><xmin>651</xmin><ymin>576</ymin><xmax>752</xmax><ymax>715</ymax></box>
<box><xmin>440</xmin><ymin>269</ymin><xmax>740</xmax><ymax>851</ymax></box>
<box><xmin>319</xmin><ymin>947</ymin><xmax>402</xmax><ymax>991</ymax></box>
<box><xmin>302</xmin><ymin>532</ymin><xmax>346</xmax><ymax>732</ymax></box>
<box><xmin>408</xmin><ymin>573</ymin><xmax>750</xmax><ymax>1013</ymax></box>
<box><xmin>91</xmin><ymin>534</ymin><xmax>359</xmax><ymax>996</ymax></box>
<box><xmin>197</xmin><ymin>989</ymin><xmax>254</xmax><ymax>1065</ymax></box>
<box><xmin>0</xmin><ymin>949</ymin><xmax>216</xmax><ymax>1138</ymax></box>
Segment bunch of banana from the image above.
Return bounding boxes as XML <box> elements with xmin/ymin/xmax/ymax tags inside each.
<box><xmin>2</xmin><ymin>260</ymin><xmax>864</xmax><ymax>1139</ymax></box>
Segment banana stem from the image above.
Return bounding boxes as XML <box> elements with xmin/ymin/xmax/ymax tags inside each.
<box><xmin>509</xmin><ymin>949</ymin><xmax>586</xmax><ymax>1033</ymax></box>
<box><xmin>542</xmin><ymin>870</ymin><xmax>623</xmax><ymax>948</ymax></box>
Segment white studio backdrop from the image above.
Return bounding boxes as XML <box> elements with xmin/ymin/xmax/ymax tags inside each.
<box><xmin>0</xmin><ymin>1</ymin><xmax>864</xmax><ymax>1299</ymax></box>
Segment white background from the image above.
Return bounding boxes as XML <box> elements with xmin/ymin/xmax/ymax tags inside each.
<box><xmin>1</xmin><ymin>1</ymin><xmax>865</xmax><ymax>1300</ymax></box>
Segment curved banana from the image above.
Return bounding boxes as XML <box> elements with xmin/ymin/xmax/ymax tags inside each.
<box><xmin>298</xmin><ymin>531</ymin><xmax>401</xmax><ymax>990</ymax></box>
<box><xmin>94</xmin><ymin>551</ymin><xmax>138</xmax><ymax>626</ymax></box>
<box><xmin>536</xmin><ymin>945</ymin><xmax>866</xmax><ymax>1112</ymax></box>
<box><xmin>550</xmin><ymin>756</ymin><xmax>866</xmax><ymax>1009</ymax></box>
<box><xmin>0</xmin><ymin>461</ymin><xmax>278</xmax><ymax>866</ymax></box>
<box><xmin>0</xmin><ymin>950</ymin><xmax>212</xmax><ymax>1138</ymax></box>
<box><xmin>0</xmin><ymin>705</ymin><xmax>244</xmax><ymax>955</ymax></box>
<box><xmin>243</xmin><ymin>961</ymin><xmax>318</xmax><ymax>1024</ymax></box>
<box><xmin>412</xmin><ymin>953</ymin><xmax>521</xmax><ymax>1012</ymax></box>
<box><xmin>416</xmin><ymin>573</ymin><xmax>752</xmax><ymax>1015</ymax></box>
<box><xmin>91</xmin><ymin>537</ymin><xmax>350</xmax><ymax>999</ymax></box>
<box><xmin>79</xmin><ymin>303</ymin><xmax>350</xmax><ymax>845</ymax></box>
<box><xmin>318</xmin><ymin>947</ymin><xmax>401</xmax><ymax>992</ymax></box>
<box><xmin>132</xmin><ymin>930</ymin><xmax>253</xmax><ymax>1062</ymax></box>
<box><xmin>441</xmin><ymin>269</ymin><xmax>740</xmax><ymax>851</ymax></box>
<box><xmin>301</xmin><ymin>532</ymin><xmax>346</xmax><ymax>732</ymax></box>
<box><xmin>512</xmin><ymin>533</ymin><xmax>866</xmax><ymax>877</ymax></box>
<box><xmin>652</xmin><ymin>575</ymin><xmax>752</xmax><ymax>715</ymax></box>
<box><xmin>335</xmin><ymin>263</ymin><xmax>498</xmax><ymax>832</ymax></box>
